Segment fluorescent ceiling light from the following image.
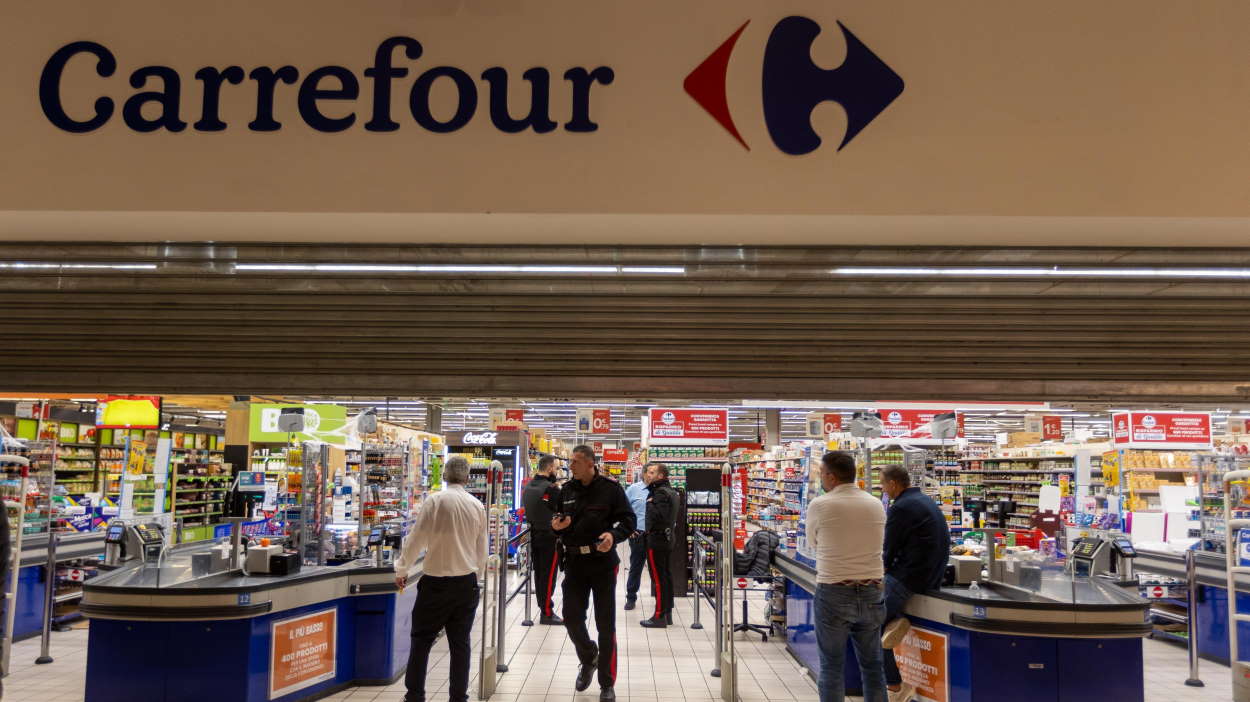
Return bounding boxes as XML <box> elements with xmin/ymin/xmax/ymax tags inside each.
<box><xmin>234</xmin><ymin>264</ymin><xmax>685</xmax><ymax>275</ymax></box>
<box><xmin>0</xmin><ymin>262</ymin><xmax>157</xmax><ymax>270</ymax></box>
<box><xmin>830</xmin><ymin>266</ymin><xmax>1250</xmax><ymax>279</ymax></box>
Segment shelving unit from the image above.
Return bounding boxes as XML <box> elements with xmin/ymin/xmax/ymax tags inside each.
<box><xmin>959</xmin><ymin>455</ymin><xmax>1075</xmax><ymax>529</ymax></box>
<box><xmin>169</xmin><ymin>447</ymin><xmax>229</xmax><ymax>541</ymax></box>
<box><xmin>646</xmin><ymin>446</ymin><xmax>729</xmax><ymax>491</ymax></box>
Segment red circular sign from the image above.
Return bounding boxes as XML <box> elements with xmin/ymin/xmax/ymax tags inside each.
<box><xmin>1151</xmin><ymin>586</ymin><xmax>1164</xmax><ymax>598</ymax></box>
<box><xmin>736</xmin><ymin>578</ymin><xmax>748</xmax><ymax>589</ymax></box>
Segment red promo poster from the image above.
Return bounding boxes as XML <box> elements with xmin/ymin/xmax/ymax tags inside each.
<box><xmin>1042</xmin><ymin>415</ymin><xmax>1064</xmax><ymax>440</ymax></box>
<box><xmin>878</xmin><ymin>409</ymin><xmax>963</xmax><ymax>440</ymax></box>
<box><xmin>592</xmin><ymin>408</ymin><xmax>612</xmax><ymax>434</ymax></box>
<box><xmin>895</xmin><ymin>626</ymin><xmax>950</xmax><ymax>702</ymax></box>
<box><xmin>602</xmin><ymin>448</ymin><xmax>628</xmax><ymax>462</ymax></box>
<box><xmin>270</xmin><ymin>608</ymin><xmax>337</xmax><ymax>699</ymax></box>
<box><xmin>648</xmin><ymin>408</ymin><xmax>729</xmax><ymax>445</ymax></box>
<box><xmin>505</xmin><ymin>409</ymin><xmax>525</xmax><ymax>422</ymax></box>
<box><xmin>1113</xmin><ymin>412</ymin><xmax>1213</xmax><ymax>448</ymax></box>
<box><xmin>822</xmin><ymin>413</ymin><xmax>843</xmax><ymax>434</ymax></box>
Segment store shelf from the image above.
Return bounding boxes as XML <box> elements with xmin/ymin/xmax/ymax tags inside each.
<box><xmin>959</xmin><ymin>456</ymin><xmax>1074</xmax><ymax>462</ymax></box>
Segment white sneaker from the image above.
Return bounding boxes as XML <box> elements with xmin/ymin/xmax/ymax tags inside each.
<box><xmin>888</xmin><ymin>682</ymin><xmax>917</xmax><ymax>702</ymax></box>
<box><xmin>882</xmin><ymin>616</ymin><xmax>911</xmax><ymax>649</ymax></box>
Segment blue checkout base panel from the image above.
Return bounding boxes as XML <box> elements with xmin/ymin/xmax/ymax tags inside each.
<box><xmin>784</xmin><ymin>578</ymin><xmax>1144</xmax><ymax>702</ymax></box>
<box><xmin>1193</xmin><ymin>583</ymin><xmax>1250</xmax><ymax>666</ymax></box>
<box><xmin>85</xmin><ymin>587</ymin><xmax>416</xmax><ymax>702</ymax></box>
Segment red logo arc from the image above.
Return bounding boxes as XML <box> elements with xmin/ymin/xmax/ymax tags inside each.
<box><xmin>683</xmin><ymin>21</ymin><xmax>750</xmax><ymax>151</ymax></box>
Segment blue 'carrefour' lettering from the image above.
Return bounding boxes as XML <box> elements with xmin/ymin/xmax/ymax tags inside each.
<box><xmin>38</xmin><ymin>35</ymin><xmax>613</xmax><ymax>135</ymax></box>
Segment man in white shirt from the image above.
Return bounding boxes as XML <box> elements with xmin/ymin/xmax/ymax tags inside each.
<box><xmin>805</xmin><ymin>451</ymin><xmax>888</xmax><ymax>702</ymax></box>
<box><xmin>394</xmin><ymin>456</ymin><xmax>487</xmax><ymax>702</ymax></box>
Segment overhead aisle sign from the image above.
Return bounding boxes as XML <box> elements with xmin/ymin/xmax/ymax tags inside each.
<box><xmin>877</xmin><ymin>409</ymin><xmax>963</xmax><ymax>441</ymax></box>
<box><xmin>1</xmin><ymin>0</ymin><xmax>1247</xmax><ymax>248</ymax></box>
<box><xmin>648</xmin><ymin>408</ymin><xmax>729</xmax><ymax>446</ymax></box>
<box><xmin>1112</xmin><ymin>412</ymin><xmax>1213</xmax><ymax>449</ymax></box>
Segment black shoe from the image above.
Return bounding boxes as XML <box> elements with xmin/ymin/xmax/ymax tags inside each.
<box><xmin>575</xmin><ymin>646</ymin><xmax>598</xmax><ymax>692</ymax></box>
<box><xmin>600</xmin><ymin>687</ymin><xmax>616</xmax><ymax>701</ymax></box>
<box><xmin>539</xmin><ymin>614</ymin><xmax>564</xmax><ymax>625</ymax></box>
<box><xmin>624</xmin><ymin>598</ymin><xmax>636</xmax><ymax>611</ymax></box>
<box><xmin>665</xmin><ymin>612</ymin><xmax>673</xmax><ymax>625</ymax></box>
<box><xmin>639</xmin><ymin>616</ymin><xmax>667</xmax><ymax>628</ymax></box>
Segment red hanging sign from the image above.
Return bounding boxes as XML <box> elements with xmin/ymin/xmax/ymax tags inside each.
<box><xmin>602</xmin><ymin>448</ymin><xmax>628</xmax><ymax>462</ymax></box>
<box><xmin>877</xmin><ymin>409</ymin><xmax>963</xmax><ymax>440</ymax></box>
<box><xmin>1112</xmin><ymin>412</ymin><xmax>1212</xmax><ymax>448</ymax></box>
<box><xmin>823</xmin><ymin>413</ymin><xmax>843</xmax><ymax>434</ymax></box>
<box><xmin>648</xmin><ymin>408</ymin><xmax>729</xmax><ymax>445</ymax></box>
<box><xmin>1042</xmin><ymin>415</ymin><xmax>1064</xmax><ymax>441</ymax></box>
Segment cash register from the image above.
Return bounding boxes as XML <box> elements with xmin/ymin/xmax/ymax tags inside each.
<box><xmin>1070</xmin><ymin>534</ymin><xmax>1137</xmax><ymax>582</ymax></box>
<box><xmin>103</xmin><ymin>519</ymin><xmax>166</xmax><ymax>568</ymax></box>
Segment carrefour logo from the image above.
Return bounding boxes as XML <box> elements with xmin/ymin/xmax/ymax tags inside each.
<box><xmin>1141</xmin><ymin>415</ymin><xmax>1157</xmax><ymax>428</ymax></box>
<box><xmin>662</xmin><ymin>411</ymin><xmax>677</xmax><ymax>425</ymax></box>
<box><xmin>685</xmin><ymin>16</ymin><xmax>904</xmax><ymax>154</ymax></box>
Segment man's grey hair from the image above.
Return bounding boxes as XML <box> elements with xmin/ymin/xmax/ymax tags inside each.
<box><xmin>881</xmin><ymin>464</ymin><xmax>910</xmax><ymax>488</ymax></box>
<box><xmin>444</xmin><ymin>456</ymin><xmax>471</xmax><ymax>485</ymax></box>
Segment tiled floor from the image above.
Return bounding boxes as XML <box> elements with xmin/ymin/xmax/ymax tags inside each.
<box><xmin>2</xmin><ymin>558</ymin><xmax>1233</xmax><ymax>702</ymax></box>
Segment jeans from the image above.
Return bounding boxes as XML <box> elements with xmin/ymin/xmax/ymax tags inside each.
<box><xmin>814</xmin><ymin>583</ymin><xmax>887</xmax><ymax>702</ymax></box>
<box><xmin>882</xmin><ymin>574</ymin><xmax>913</xmax><ymax>686</ymax></box>
<box><xmin>625</xmin><ymin>532</ymin><xmax>647</xmax><ymax>599</ymax></box>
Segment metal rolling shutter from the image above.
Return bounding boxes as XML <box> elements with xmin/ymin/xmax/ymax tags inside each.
<box><xmin>3</xmin><ymin>243</ymin><xmax>1250</xmax><ymax>403</ymax></box>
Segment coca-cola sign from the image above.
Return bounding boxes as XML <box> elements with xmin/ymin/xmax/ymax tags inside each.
<box><xmin>462</xmin><ymin>432</ymin><xmax>499</xmax><ymax>445</ymax></box>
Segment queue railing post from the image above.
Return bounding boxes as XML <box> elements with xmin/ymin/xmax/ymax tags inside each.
<box><xmin>34</xmin><ymin>532</ymin><xmax>59</xmax><ymax>664</ymax></box>
<box><xmin>521</xmin><ymin>531</ymin><xmax>534</xmax><ymax>627</ymax></box>
<box><xmin>690</xmin><ymin>537</ymin><xmax>704</xmax><ymax>631</ymax></box>
<box><xmin>1184</xmin><ymin>548</ymin><xmax>1204</xmax><ymax>687</ymax></box>
<box><xmin>496</xmin><ymin>517</ymin><xmax>511</xmax><ymax>673</ymax></box>
<box><xmin>711</xmin><ymin>532</ymin><xmax>722</xmax><ymax>678</ymax></box>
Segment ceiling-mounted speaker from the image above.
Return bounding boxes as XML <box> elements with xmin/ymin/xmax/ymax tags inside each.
<box><xmin>931</xmin><ymin>412</ymin><xmax>959</xmax><ymax>441</ymax></box>
<box><xmin>358</xmin><ymin>409</ymin><xmax>378</xmax><ymax>434</ymax></box>
<box><xmin>849</xmin><ymin>412</ymin><xmax>883</xmax><ymax>439</ymax></box>
<box><xmin>278</xmin><ymin>407</ymin><xmax>305</xmax><ymax>433</ymax></box>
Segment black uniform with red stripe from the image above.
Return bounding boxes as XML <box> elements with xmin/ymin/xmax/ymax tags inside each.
<box><xmin>552</xmin><ymin>472</ymin><xmax>636</xmax><ymax>690</ymax></box>
<box><xmin>521</xmin><ymin>473</ymin><xmax>562</xmax><ymax>618</ymax></box>
<box><xmin>644</xmin><ymin>478</ymin><xmax>679</xmax><ymax>619</ymax></box>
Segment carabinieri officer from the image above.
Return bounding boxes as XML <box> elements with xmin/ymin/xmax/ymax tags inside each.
<box><xmin>551</xmin><ymin>444</ymin><xmax>636</xmax><ymax>702</ymax></box>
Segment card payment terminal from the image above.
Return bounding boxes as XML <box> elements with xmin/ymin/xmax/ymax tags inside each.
<box><xmin>103</xmin><ymin>519</ymin><xmax>166</xmax><ymax>568</ymax></box>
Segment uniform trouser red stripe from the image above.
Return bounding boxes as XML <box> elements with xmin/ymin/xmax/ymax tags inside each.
<box><xmin>545</xmin><ymin>550</ymin><xmax>559</xmax><ymax>616</ymax></box>
<box><xmin>647</xmin><ymin>548</ymin><xmax>664</xmax><ymax>618</ymax></box>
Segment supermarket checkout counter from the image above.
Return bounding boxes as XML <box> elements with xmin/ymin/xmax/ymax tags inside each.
<box><xmin>12</xmin><ymin>531</ymin><xmax>106</xmax><ymax>639</ymax></box>
<box><xmin>775</xmin><ymin>551</ymin><xmax>1150</xmax><ymax>702</ymax></box>
<box><xmin>1135</xmin><ymin>546</ymin><xmax>1249</xmax><ymax>664</ymax></box>
<box><xmin>80</xmin><ymin>539</ymin><xmax>419</xmax><ymax>702</ymax></box>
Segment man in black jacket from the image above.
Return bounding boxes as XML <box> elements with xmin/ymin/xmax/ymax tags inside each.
<box><xmin>551</xmin><ymin>445</ymin><xmax>636</xmax><ymax>702</ymax></box>
<box><xmin>880</xmin><ymin>464</ymin><xmax>950</xmax><ymax>702</ymax></box>
<box><xmin>521</xmin><ymin>455</ymin><xmax>563</xmax><ymax>625</ymax></box>
<box><xmin>639</xmin><ymin>462</ymin><xmax>678</xmax><ymax>628</ymax></box>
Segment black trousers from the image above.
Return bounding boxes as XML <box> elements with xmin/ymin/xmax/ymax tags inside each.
<box><xmin>405</xmin><ymin>573</ymin><xmax>479</xmax><ymax>702</ymax></box>
<box><xmin>562</xmin><ymin>556</ymin><xmax>619</xmax><ymax>689</ymax></box>
<box><xmin>531</xmin><ymin>530</ymin><xmax>560</xmax><ymax>617</ymax></box>
<box><xmin>646</xmin><ymin>542</ymin><xmax>674</xmax><ymax>618</ymax></box>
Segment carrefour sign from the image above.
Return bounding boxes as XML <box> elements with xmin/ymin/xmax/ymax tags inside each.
<box><xmin>3</xmin><ymin>0</ymin><xmax>1246</xmax><ymax>227</ymax></box>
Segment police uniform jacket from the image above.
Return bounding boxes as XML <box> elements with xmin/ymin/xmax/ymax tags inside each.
<box><xmin>644</xmin><ymin>478</ymin><xmax>679</xmax><ymax>548</ymax></box>
<box><xmin>552</xmin><ymin>473</ymin><xmax>636</xmax><ymax>561</ymax></box>
<box><xmin>521</xmin><ymin>474</ymin><xmax>560</xmax><ymax>533</ymax></box>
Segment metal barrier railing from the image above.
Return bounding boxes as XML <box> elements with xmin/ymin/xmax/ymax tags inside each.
<box><xmin>496</xmin><ymin>525</ymin><xmax>533</xmax><ymax>672</ymax></box>
<box><xmin>691</xmin><ymin>530</ymin><xmax>722</xmax><ymax>677</ymax></box>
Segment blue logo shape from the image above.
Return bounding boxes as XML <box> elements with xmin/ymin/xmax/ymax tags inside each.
<box><xmin>973</xmin><ymin>605</ymin><xmax>987</xmax><ymax>619</ymax></box>
<box><xmin>238</xmin><ymin>593</ymin><xmax>252</xmax><ymax>606</ymax></box>
<box><xmin>762</xmin><ymin>17</ymin><xmax>905</xmax><ymax>154</ymax></box>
